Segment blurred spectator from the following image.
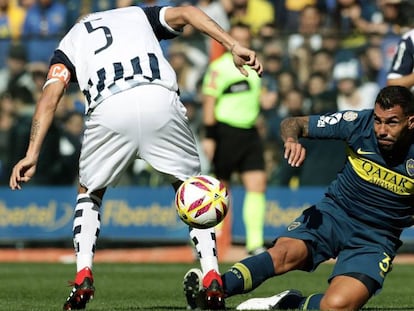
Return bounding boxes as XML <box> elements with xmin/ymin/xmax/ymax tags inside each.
<box><xmin>350</xmin><ymin>0</ymin><xmax>412</xmax><ymax>37</ymax></box>
<box><xmin>0</xmin><ymin>42</ymin><xmax>35</xmax><ymax>102</ymax></box>
<box><xmin>305</xmin><ymin>72</ymin><xmax>337</xmax><ymax>114</ymax></box>
<box><xmin>275</xmin><ymin>69</ymin><xmax>298</xmax><ymax>107</ymax></box>
<box><xmin>197</xmin><ymin>0</ymin><xmax>230</xmax><ymax>61</ymax></box>
<box><xmin>310</xmin><ymin>48</ymin><xmax>336</xmax><ymax>90</ymax></box>
<box><xmin>0</xmin><ymin>92</ymin><xmax>15</xmax><ymax>181</ymax></box>
<box><xmin>65</xmin><ymin>0</ymin><xmax>83</xmax><ymax>29</ymax></box>
<box><xmin>331</xmin><ymin>0</ymin><xmax>379</xmax><ymax>56</ymax></box>
<box><xmin>198</xmin><ymin>0</ymin><xmax>229</xmax><ymax>30</ymax></box>
<box><xmin>287</xmin><ymin>4</ymin><xmax>325</xmax><ymax>54</ymax></box>
<box><xmin>5</xmin><ymin>85</ymin><xmax>84</xmax><ymax>185</ymax></box>
<box><xmin>267</xmin><ymin>87</ymin><xmax>305</xmax><ymax>146</ymax></box>
<box><xmin>259</xmin><ymin>40</ymin><xmax>283</xmax><ymax>116</ymax></box>
<box><xmin>168</xmin><ymin>42</ymin><xmax>203</xmax><ymax>96</ymax></box>
<box><xmin>27</xmin><ymin>61</ymin><xmax>47</xmax><ymax>101</ymax></box>
<box><xmin>19</xmin><ymin>0</ymin><xmax>35</xmax><ymax>9</ymax></box>
<box><xmin>358</xmin><ymin>42</ymin><xmax>383</xmax><ymax>86</ymax></box>
<box><xmin>263</xmin><ymin>141</ymin><xmax>281</xmax><ymax>185</ymax></box>
<box><xmin>90</xmin><ymin>0</ymin><xmax>116</xmax><ymax>11</ymax></box>
<box><xmin>21</xmin><ymin>0</ymin><xmax>67</xmax><ymax>63</ymax></box>
<box><xmin>288</xmin><ymin>45</ymin><xmax>312</xmax><ymax>90</ymax></box>
<box><xmin>116</xmin><ymin>0</ymin><xmax>137</xmax><ymax>6</ymax></box>
<box><xmin>0</xmin><ymin>0</ymin><xmax>26</xmax><ymax>68</ymax></box>
<box><xmin>0</xmin><ymin>0</ymin><xmax>26</xmax><ymax>38</ymax></box>
<box><xmin>57</xmin><ymin>110</ymin><xmax>83</xmax><ymax>185</ymax></box>
<box><xmin>320</xmin><ymin>29</ymin><xmax>342</xmax><ymax>55</ymax></box>
<box><xmin>286</xmin><ymin>6</ymin><xmax>330</xmax><ymax>88</ymax></box>
<box><xmin>275</xmin><ymin>0</ymin><xmax>327</xmax><ymax>33</ymax></box>
<box><xmin>225</xmin><ymin>0</ymin><xmax>274</xmax><ymax>36</ymax></box>
<box><xmin>137</xmin><ymin>0</ymin><xmax>172</xmax><ymax>6</ymax></box>
<box><xmin>279</xmin><ymin>87</ymin><xmax>307</xmax><ymax>119</ymax></box>
<box><xmin>251</xmin><ymin>22</ymin><xmax>278</xmax><ymax>53</ymax></box>
<box><xmin>266</xmin><ymin>88</ymin><xmax>305</xmax><ymax>187</ymax></box>
<box><xmin>261</xmin><ymin>39</ymin><xmax>284</xmax><ymax>73</ymax></box>
<box><xmin>333</xmin><ymin>58</ymin><xmax>379</xmax><ymax>111</ymax></box>
<box><xmin>181</xmin><ymin>91</ymin><xmax>203</xmax><ymax>138</ymax></box>
<box><xmin>172</xmin><ymin>20</ymin><xmax>209</xmax><ymax>71</ymax></box>
<box><xmin>5</xmin><ymin>86</ymin><xmax>62</xmax><ymax>185</ymax></box>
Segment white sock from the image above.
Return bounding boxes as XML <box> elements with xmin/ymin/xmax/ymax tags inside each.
<box><xmin>73</xmin><ymin>193</ymin><xmax>101</xmax><ymax>272</ymax></box>
<box><xmin>189</xmin><ymin>227</ymin><xmax>219</xmax><ymax>276</ymax></box>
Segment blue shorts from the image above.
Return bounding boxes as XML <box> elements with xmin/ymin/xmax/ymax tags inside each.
<box><xmin>279</xmin><ymin>196</ymin><xmax>401</xmax><ymax>291</ymax></box>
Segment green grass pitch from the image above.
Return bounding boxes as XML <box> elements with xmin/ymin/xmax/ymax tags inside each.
<box><xmin>0</xmin><ymin>262</ymin><xmax>413</xmax><ymax>310</ymax></box>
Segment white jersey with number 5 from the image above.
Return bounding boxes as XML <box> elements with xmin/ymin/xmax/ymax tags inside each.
<box><xmin>53</xmin><ymin>6</ymin><xmax>180</xmax><ymax>112</ymax></box>
<box><xmin>48</xmin><ymin>5</ymin><xmax>202</xmax><ymax>190</ymax></box>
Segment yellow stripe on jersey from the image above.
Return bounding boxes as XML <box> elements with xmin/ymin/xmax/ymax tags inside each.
<box><xmin>348</xmin><ymin>148</ymin><xmax>414</xmax><ymax>195</ymax></box>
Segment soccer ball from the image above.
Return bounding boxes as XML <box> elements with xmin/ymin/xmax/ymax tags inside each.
<box><xmin>175</xmin><ymin>175</ymin><xmax>229</xmax><ymax>229</ymax></box>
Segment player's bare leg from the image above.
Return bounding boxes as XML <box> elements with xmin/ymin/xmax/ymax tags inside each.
<box><xmin>320</xmin><ymin>275</ymin><xmax>370</xmax><ymax>310</ymax></box>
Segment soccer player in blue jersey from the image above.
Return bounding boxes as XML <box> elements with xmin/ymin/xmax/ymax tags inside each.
<box><xmin>184</xmin><ymin>85</ymin><xmax>414</xmax><ymax>310</ymax></box>
<box><xmin>8</xmin><ymin>4</ymin><xmax>263</xmax><ymax>311</ymax></box>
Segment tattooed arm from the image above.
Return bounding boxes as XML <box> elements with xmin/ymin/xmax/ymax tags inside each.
<box><xmin>9</xmin><ymin>80</ymin><xmax>65</xmax><ymax>190</ymax></box>
<box><xmin>280</xmin><ymin>116</ymin><xmax>309</xmax><ymax>167</ymax></box>
<box><xmin>164</xmin><ymin>6</ymin><xmax>263</xmax><ymax>77</ymax></box>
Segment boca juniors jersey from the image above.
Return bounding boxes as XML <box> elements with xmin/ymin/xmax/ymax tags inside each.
<box><xmin>49</xmin><ymin>6</ymin><xmax>180</xmax><ymax>112</ymax></box>
<box><xmin>308</xmin><ymin>110</ymin><xmax>414</xmax><ymax>232</ymax></box>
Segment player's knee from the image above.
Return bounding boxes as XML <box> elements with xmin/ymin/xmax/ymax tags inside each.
<box><xmin>320</xmin><ymin>293</ymin><xmax>362</xmax><ymax>311</ymax></box>
<box><xmin>267</xmin><ymin>237</ymin><xmax>308</xmax><ymax>274</ymax></box>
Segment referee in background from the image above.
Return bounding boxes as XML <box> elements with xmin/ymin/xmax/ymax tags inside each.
<box><xmin>201</xmin><ymin>22</ymin><xmax>267</xmax><ymax>255</ymax></box>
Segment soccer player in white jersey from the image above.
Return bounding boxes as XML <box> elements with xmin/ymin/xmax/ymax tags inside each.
<box><xmin>8</xmin><ymin>5</ymin><xmax>263</xmax><ymax>310</ymax></box>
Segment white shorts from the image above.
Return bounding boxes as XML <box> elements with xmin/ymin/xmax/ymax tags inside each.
<box><xmin>78</xmin><ymin>84</ymin><xmax>201</xmax><ymax>192</ymax></box>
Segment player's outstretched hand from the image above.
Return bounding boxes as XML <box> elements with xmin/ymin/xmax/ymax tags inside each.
<box><xmin>230</xmin><ymin>43</ymin><xmax>263</xmax><ymax>77</ymax></box>
<box><xmin>284</xmin><ymin>139</ymin><xmax>306</xmax><ymax>167</ymax></box>
<box><xmin>9</xmin><ymin>157</ymin><xmax>37</xmax><ymax>190</ymax></box>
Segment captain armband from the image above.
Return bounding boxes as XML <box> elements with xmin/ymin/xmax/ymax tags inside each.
<box><xmin>43</xmin><ymin>63</ymin><xmax>71</xmax><ymax>90</ymax></box>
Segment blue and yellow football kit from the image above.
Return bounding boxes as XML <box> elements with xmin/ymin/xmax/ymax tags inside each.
<box><xmin>282</xmin><ymin>109</ymin><xmax>414</xmax><ymax>290</ymax></box>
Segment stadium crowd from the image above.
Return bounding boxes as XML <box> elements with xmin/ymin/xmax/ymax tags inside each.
<box><xmin>0</xmin><ymin>0</ymin><xmax>413</xmax><ymax>187</ymax></box>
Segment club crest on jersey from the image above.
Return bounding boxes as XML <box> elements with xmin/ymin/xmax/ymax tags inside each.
<box><xmin>406</xmin><ymin>159</ymin><xmax>414</xmax><ymax>176</ymax></box>
<box><xmin>343</xmin><ymin>111</ymin><xmax>358</xmax><ymax>121</ymax></box>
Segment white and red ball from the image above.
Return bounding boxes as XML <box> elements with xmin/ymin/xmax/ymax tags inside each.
<box><xmin>175</xmin><ymin>175</ymin><xmax>229</xmax><ymax>229</ymax></box>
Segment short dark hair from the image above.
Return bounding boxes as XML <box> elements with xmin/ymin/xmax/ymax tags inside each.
<box><xmin>375</xmin><ymin>86</ymin><xmax>414</xmax><ymax>116</ymax></box>
<box><xmin>230</xmin><ymin>22</ymin><xmax>251</xmax><ymax>33</ymax></box>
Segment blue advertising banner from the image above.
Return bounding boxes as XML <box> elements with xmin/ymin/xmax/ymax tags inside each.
<box><xmin>230</xmin><ymin>187</ymin><xmax>323</xmax><ymax>244</ymax></box>
<box><xmin>0</xmin><ymin>186</ymin><xmax>413</xmax><ymax>243</ymax></box>
<box><xmin>0</xmin><ymin>187</ymin><xmax>188</xmax><ymax>241</ymax></box>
